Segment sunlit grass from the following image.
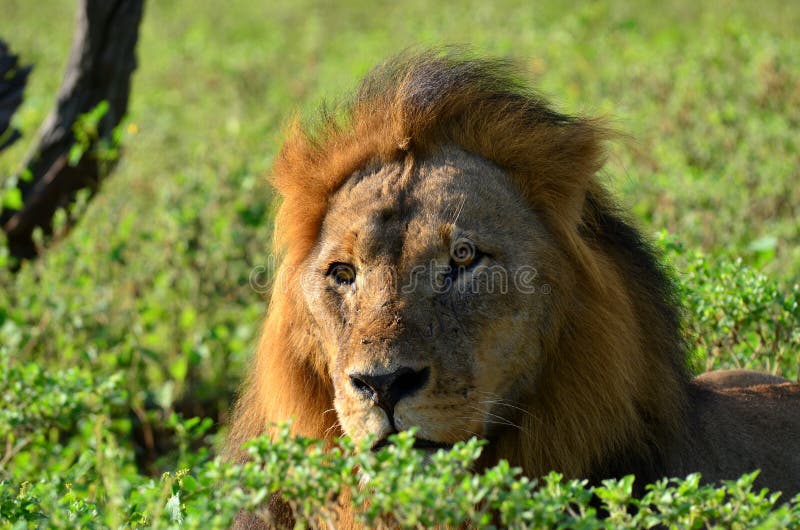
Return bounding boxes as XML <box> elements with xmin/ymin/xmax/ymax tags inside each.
<box><xmin>0</xmin><ymin>1</ymin><xmax>798</xmax><ymax>527</ymax></box>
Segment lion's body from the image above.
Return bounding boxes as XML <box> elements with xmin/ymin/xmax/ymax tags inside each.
<box><xmin>667</xmin><ymin>379</ymin><xmax>800</xmax><ymax>493</ymax></box>
<box><xmin>227</xmin><ymin>52</ymin><xmax>800</xmax><ymax>527</ymax></box>
<box><xmin>693</xmin><ymin>368</ymin><xmax>789</xmax><ymax>389</ymax></box>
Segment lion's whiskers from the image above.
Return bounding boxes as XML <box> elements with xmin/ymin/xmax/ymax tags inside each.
<box><xmin>323</xmin><ymin>419</ymin><xmax>342</xmax><ymax>438</ymax></box>
<box><xmin>452</xmin><ymin>426</ymin><xmax>481</xmax><ymax>440</ymax></box>
<box><xmin>474</xmin><ymin>391</ymin><xmax>543</xmax><ymax>425</ymax></box>
<box><xmin>464</xmin><ymin>405</ymin><xmax>535</xmax><ymax>440</ymax></box>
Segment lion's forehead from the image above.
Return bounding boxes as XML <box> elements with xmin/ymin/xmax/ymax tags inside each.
<box><xmin>322</xmin><ymin>146</ymin><xmax>527</xmax><ymax>263</ymax></box>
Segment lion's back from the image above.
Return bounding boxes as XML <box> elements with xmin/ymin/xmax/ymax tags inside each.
<box><xmin>668</xmin><ymin>379</ymin><xmax>800</xmax><ymax>494</ymax></box>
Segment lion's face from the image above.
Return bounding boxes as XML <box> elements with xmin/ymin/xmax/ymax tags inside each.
<box><xmin>302</xmin><ymin>146</ymin><xmax>559</xmax><ymax>449</ymax></box>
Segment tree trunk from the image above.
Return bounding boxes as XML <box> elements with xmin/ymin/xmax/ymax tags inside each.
<box><xmin>0</xmin><ymin>40</ymin><xmax>31</xmax><ymax>152</ymax></box>
<box><xmin>1</xmin><ymin>0</ymin><xmax>145</xmax><ymax>263</ymax></box>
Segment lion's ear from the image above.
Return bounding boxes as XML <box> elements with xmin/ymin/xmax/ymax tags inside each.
<box><xmin>514</xmin><ymin>118</ymin><xmax>607</xmax><ymax>230</ymax></box>
<box><xmin>457</xmin><ymin>108</ymin><xmax>607</xmax><ymax>230</ymax></box>
<box><xmin>463</xmin><ymin>116</ymin><xmax>608</xmax><ymax>283</ymax></box>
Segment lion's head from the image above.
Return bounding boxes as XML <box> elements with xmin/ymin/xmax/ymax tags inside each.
<box><xmin>228</xmin><ymin>51</ymin><xmax>690</xmax><ymax>481</ymax></box>
<box><xmin>305</xmin><ymin>145</ymin><xmax>559</xmax><ymax>451</ymax></box>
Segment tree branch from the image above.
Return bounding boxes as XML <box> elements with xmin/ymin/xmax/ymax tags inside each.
<box><xmin>1</xmin><ymin>0</ymin><xmax>145</xmax><ymax>263</ymax></box>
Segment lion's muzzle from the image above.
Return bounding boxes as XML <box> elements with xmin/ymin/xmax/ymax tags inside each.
<box><xmin>349</xmin><ymin>366</ymin><xmax>431</xmax><ymax>423</ymax></box>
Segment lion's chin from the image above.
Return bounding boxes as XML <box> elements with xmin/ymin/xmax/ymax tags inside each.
<box><xmin>370</xmin><ymin>436</ymin><xmax>453</xmax><ymax>453</ymax></box>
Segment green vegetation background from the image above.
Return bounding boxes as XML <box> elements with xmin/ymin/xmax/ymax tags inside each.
<box><xmin>1</xmin><ymin>0</ymin><xmax>799</xmax><ymax>527</ymax></box>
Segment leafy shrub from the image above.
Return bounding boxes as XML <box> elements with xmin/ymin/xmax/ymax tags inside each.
<box><xmin>660</xmin><ymin>232</ymin><xmax>800</xmax><ymax>379</ymax></box>
<box><xmin>3</xmin><ymin>263</ymin><xmax>800</xmax><ymax>530</ymax></box>
<box><xmin>2</xmin><ymin>1</ymin><xmax>799</xmax><ymax>527</ymax></box>
<box><xmin>3</xmin><ymin>399</ymin><xmax>800</xmax><ymax>529</ymax></box>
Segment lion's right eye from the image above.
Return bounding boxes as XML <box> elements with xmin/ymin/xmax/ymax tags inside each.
<box><xmin>327</xmin><ymin>262</ymin><xmax>357</xmax><ymax>286</ymax></box>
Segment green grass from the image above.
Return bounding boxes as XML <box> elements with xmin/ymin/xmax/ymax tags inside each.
<box><xmin>1</xmin><ymin>0</ymin><xmax>799</xmax><ymax>527</ymax></box>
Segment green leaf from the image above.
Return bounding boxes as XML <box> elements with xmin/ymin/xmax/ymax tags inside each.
<box><xmin>180</xmin><ymin>475</ymin><xmax>198</xmax><ymax>493</ymax></box>
<box><xmin>3</xmin><ymin>187</ymin><xmax>23</xmax><ymax>210</ymax></box>
<box><xmin>169</xmin><ymin>357</ymin><xmax>188</xmax><ymax>382</ymax></box>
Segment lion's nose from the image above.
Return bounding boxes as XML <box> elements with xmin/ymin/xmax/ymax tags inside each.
<box><xmin>349</xmin><ymin>366</ymin><xmax>430</xmax><ymax>416</ymax></box>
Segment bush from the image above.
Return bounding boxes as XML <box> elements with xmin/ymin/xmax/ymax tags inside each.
<box><xmin>2</xmin><ymin>241</ymin><xmax>799</xmax><ymax>528</ymax></box>
<box><xmin>2</xmin><ymin>1</ymin><xmax>798</xmax><ymax>527</ymax></box>
<box><xmin>2</xmin><ymin>392</ymin><xmax>800</xmax><ymax>529</ymax></box>
<box><xmin>660</xmin><ymin>232</ymin><xmax>800</xmax><ymax>379</ymax></box>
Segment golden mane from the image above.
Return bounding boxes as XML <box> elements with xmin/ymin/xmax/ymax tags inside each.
<box><xmin>227</xmin><ymin>50</ymin><xmax>690</xmax><ymax>484</ymax></box>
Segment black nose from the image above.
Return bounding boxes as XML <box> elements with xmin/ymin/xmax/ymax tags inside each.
<box><xmin>349</xmin><ymin>366</ymin><xmax>430</xmax><ymax>416</ymax></box>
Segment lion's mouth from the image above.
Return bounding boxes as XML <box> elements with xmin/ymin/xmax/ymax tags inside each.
<box><xmin>371</xmin><ymin>437</ymin><xmax>453</xmax><ymax>452</ymax></box>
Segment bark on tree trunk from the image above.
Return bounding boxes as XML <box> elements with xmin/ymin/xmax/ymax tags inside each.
<box><xmin>1</xmin><ymin>0</ymin><xmax>145</xmax><ymax>263</ymax></box>
<box><xmin>0</xmin><ymin>40</ymin><xmax>31</xmax><ymax>152</ymax></box>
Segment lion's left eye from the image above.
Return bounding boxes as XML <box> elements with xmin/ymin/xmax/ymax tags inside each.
<box><xmin>327</xmin><ymin>262</ymin><xmax>357</xmax><ymax>286</ymax></box>
<box><xmin>449</xmin><ymin>238</ymin><xmax>482</xmax><ymax>269</ymax></box>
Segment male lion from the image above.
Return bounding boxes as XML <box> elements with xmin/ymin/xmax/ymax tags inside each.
<box><xmin>227</xmin><ymin>52</ymin><xmax>800</xmax><ymax>525</ymax></box>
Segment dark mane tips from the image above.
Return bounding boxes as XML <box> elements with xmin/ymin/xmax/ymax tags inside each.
<box><xmin>582</xmin><ymin>190</ymin><xmax>691</xmax><ymax>394</ymax></box>
<box><xmin>351</xmin><ymin>49</ymin><xmax>581</xmax><ymax>149</ymax></box>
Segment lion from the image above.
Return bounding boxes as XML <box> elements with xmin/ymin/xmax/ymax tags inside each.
<box><xmin>226</xmin><ymin>51</ymin><xmax>800</xmax><ymax>526</ymax></box>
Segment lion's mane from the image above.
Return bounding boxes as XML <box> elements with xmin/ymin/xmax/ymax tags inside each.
<box><xmin>226</xmin><ymin>51</ymin><xmax>691</xmax><ymax>485</ymax></box>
